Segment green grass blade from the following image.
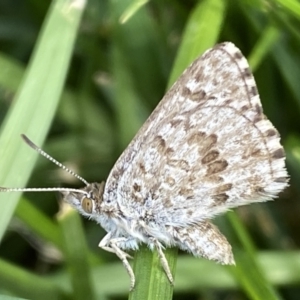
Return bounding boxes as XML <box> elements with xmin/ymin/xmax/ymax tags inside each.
<box><xmin>0</xmin><ymin>0</ymin><xmax>86</xmax><ymax>241</ymax></box>
<box><xmin>129</xmin><ymin>247</ymin><xmax>177</xmax><ymax>300</ymax></box>
<box><xmin>119</xmin><ymin>0</ymin><xmax>149</xmax><ymax>24</ymax></box>
<box><xmin>247</xmin><ymin>25</ymin><xmax>281</xmax><ymax>72</ymax></box>
<box><xmin>58</xmin><ymin>207</ymin><xmax>96</xmax><ymax>300</ymax></box>
<box><xmin>275</xmin><ymin>0</ymin><xmax>300</xmax><ymax>19</ymax></box>
<box><xmin>227</xmin><ymin>213</ymin><xmax>282</xmax><ymax>300</ymax></box>
<box><xmin>168</xmin><ymin>0</ymin><xmax>226</xmax><ymax>86</ymax></box>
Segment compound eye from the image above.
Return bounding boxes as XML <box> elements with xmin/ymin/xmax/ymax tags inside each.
<box><xmin>81</xmin><ymin>197</ymin><xmax>93</xmax><ymax>214</ymax></box>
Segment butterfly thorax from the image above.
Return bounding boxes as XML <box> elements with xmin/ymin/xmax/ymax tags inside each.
<box><xmin>61</xmin><ymin>182</ymin><xmax>159</xmax><ymax>242</ymax></box>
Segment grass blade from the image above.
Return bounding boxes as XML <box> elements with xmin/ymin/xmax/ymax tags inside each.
<box><xmin>0</xmin><ymin>0</ymin><xmax>86</xmax><ymax>241</ymax></box>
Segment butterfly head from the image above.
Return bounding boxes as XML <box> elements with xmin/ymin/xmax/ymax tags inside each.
<box><xmin>62</xmin><ymin>181</ymin><xmax>105</xmax><ymax>218</ymax></box>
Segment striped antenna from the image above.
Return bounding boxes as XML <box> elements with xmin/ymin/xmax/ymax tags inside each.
<box><xmin>21</xmin><ymin>134</ymin><xmax>89</xmax><ymax>186</ymax></box>
<box><xmin>0</xmin><ymin>134</ymin><xmax>90</xmax><ymax>194</ymax></box>
<box><xmin>0</xmin><ymin>186</ymin><xmax>88</xmax><ymax>194</ymax></box>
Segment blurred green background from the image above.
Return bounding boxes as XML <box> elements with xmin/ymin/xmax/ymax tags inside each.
<box><xmin>0</xmin><ymin>0</ymin><xmax>299</xmax><ymax>299</ymax></box>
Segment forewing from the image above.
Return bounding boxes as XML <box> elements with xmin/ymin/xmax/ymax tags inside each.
<box><xmin>104</xmin><ymin>42</ymin><xmax>288</xmax><ymax>226</ymax></box>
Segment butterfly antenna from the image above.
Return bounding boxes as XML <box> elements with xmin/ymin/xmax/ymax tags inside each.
<box><xmin>0</xmin><ymin>186</ymin><xmax>88</xmax><ymax>194</ymax></box>
<box><xmin>21</xmin><ymin>134</ymin><xmax>89</xmax><ymax>186</ymax></box>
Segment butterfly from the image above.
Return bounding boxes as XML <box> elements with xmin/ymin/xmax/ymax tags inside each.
<box><xmin>1</xmin><ymin>42</ymin><xmax>288</xmax><ymax>290</ymax></box>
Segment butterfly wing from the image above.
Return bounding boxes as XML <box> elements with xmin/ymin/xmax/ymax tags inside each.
<box><xmin>103</xmin><ymin>42</ymin><xmax>288</xmax><ymax>227</ymax></box>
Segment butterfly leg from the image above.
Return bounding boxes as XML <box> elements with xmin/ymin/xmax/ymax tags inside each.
<box><xmin>99</xmin><ymin>233</ymin><xmax>135</xmax><ymax>290</ymax></box>
<box><xmin>151</xmin><ymin>238</ymin><xmax>174</xmax><ymax>285</ymax></box>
